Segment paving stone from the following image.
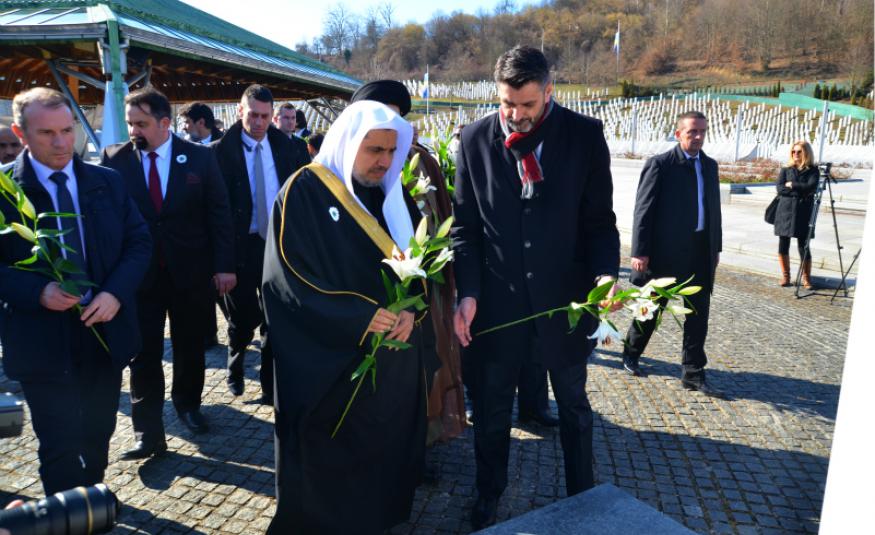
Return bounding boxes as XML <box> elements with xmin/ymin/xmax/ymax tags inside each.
<box><xmin>0</xmin><ymin>264</ymin><xmax>848</xmax><ymax>533</ymax></box>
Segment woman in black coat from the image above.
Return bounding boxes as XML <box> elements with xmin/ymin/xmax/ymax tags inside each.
<box><xmin>773</xmin><ymin>141</ymin><xmax>819</xmax><ymax>288</ymax></box>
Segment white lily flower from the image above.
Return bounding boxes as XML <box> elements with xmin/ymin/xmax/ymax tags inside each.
<box><xmin>434</xmin><ymin>247</ymin><xmax>454</xmax><ymax>265</ymax></box>
<box><xmin>666</xmin><ymin>303</ymin><xmax>693</xmax><ymax>315</ymax></box>
<box><xmin>382</xmin><ymin>246</ymin><xmax>427</xmax><ymax>282</ymax></box>
<box><xmin>415</xmin><ymin>176</ymin><xmax>437</xmax><ymax>193</ymax></box>
<box><xmin>628</xmin><ymin>298</ymin><xmax>659</xmax><ymax>322</ymax></box>
<box><xmin>588</xmin><ymin>320</ymin><xmax>622</xmax><ymax>347</ymax></box>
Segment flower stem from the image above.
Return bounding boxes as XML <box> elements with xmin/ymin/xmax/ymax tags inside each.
<box><xmin>475</xmin><ymin>306</ymin><xmax>570</xmax><ymax>336</ymax></box>
<box><xmin>72</xmin><ymin>303</ymin><xmax>110</xmax><ymax>353</ymax></box>
<box><xmin>331</xmin><ymin>363</ymin><xmax>368</xmax><ymax>439</ymax></box>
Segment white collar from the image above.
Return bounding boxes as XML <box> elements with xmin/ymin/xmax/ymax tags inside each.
<box><xmin>28</xmin><ymin>152</ymin><xmax>75</xmax><ymax>183</ymax></box>
<box><xmin>241</xmin><ymin>129</ymin><xmax>267</xmax><ymax>150</ymax></box>
<box><xmin>140</xmin><ymin>132</ymin><xmax>173</xmax><ymax>159</ymax></box>
<box><xmin>681</xmin><ymin>149</ymin><xmax>700</xmax><ymax>160</ymax></box>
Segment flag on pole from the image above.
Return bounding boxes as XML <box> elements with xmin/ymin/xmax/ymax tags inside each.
<box><xmin>420</xmin><ymin>67</ymin><xmax>430</xmax><ymax>99</ymax></box>
<box><xmin>612</xmin><ymin>21</ymin><xmax>620</xmax><ymax>56</ymax></box>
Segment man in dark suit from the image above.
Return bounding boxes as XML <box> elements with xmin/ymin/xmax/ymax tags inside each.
<box><xmin>102</xmin><ymin>87</ymin><xmax>236</xmax><ymax>458</ymax></box>
<box><xmin>0</xmin><ymin>88</ymin><xmax>151</xmax><ymax>493</ymax></box>
<box><xmin>622</xmin><ymin>111</ymin><xmax>723</xmax><ymax>397</ymax></box>
<box><xmin>452</xmin><ymin>46</ymin><xmax>620</xmax><ymax>529</ymax></box>
<box><xmin>212</xmin><ymin>84</ymin><xmax>310</xmax><ymax>403</ymax></box>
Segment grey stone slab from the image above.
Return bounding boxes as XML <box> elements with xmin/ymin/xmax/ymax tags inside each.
<box><xmin>473</xmin><ymin>484</ymin><xmax>695</xmax><ymax>535</ymax></box>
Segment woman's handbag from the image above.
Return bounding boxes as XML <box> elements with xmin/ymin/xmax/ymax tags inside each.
<box><xmin>764</xmin><ymin>196</ymin><xmax>779</xmax><ymax>224</ymax></box>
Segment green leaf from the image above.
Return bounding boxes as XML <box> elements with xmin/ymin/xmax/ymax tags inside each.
<box><xmin>435</xmin><ymin>216</ymin><xmax>454</xmax><ymax>239</ymax></box>
<box><xmin>382</xmin><ymin>339</ymin><xmax>413</xmax><ymax>350</ymax></box>
<box><xmin>55</xmin><ymin>258</ymin><xmax>85</xmax><ymax>275</ymax></box>
<box><xmin>37</xmin><ymin>211</ymin><xmax>80</xmax><ymax>220</ymax></box>
<box><xmin>14</xmin><ymin>253</ymin><xmax>39</xmax><ymax>266</ymax></box>
<box><xmin>10</xmin><ymin>222</ymin><xmax>36</xmax><ymax>243</ymax></box>
<box><xmin>36</xmin><ymin>228</ymin><xmax>70</xmax><ymax>238</ymax></box>
<box><xmin>586</xmin><ymin>279</ymin><xmax>614</xmax><ymax>304</ymax></box>
<box><xmin>0</xmin><ymin>169</ymin><xmax>17</xmax><ymax>196</ymax></box>
<box><xmin>388</xmin><ymin>293</ymin><xmax>425</xmax><ymax>313</ymax></box>
<box><xmin>567</xmin><ymin>306</ymin><xmax>584</xmax><ymax>331</ymax></box>
<box><xmin>380</xmin><ymin>271</ymin><xmax>396</xmax><ymax>303</ymax></box>
<box><xmin>428</xmin><ymin>270</ymin><xmax>445</xmax><ymax>284</ymax></box>
<box><xmin>0</xmin><ymin>209</ymin><xmax>4</xmax><ymax>226</ymax></box>
<box><xmin>351</xmin><ymin>356</ymin><xmax>375</xmax><ymax>381</ymax></box>
<box><xmin>58</xmin><ymin>279</ymin><xmax>82</xmax><ymax>297</ymax></box>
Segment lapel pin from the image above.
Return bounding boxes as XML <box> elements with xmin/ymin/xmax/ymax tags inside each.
<box><xmin>328</xmin><ymin>206</ymin><xmax>340</xmax><ymax>222</ymax></box>
<box><xmin>176</xmin><ymin>154</ymin><xmax>187</xmax><ymax>164</ymax></box>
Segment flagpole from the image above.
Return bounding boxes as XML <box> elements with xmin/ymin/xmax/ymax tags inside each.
<box><xmin>614</xmin><ymin>21</ymin><xmax>620</xmax><ymax>81</ymax></box>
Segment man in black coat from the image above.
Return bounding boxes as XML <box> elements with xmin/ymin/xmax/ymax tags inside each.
<box><xmin>102</xmin><ymin>87</ymin><xmax>236</xmax><ymax>458</ymax></box>
<box><xmin>212</xmin><ymin>84</ymin><xmax>310</xmax><ymax>403</ymax></box>
<box><xmin>622</xmin><ymin>111</ymin><xmax>723</xmax><ymax>397</ymax></box>
<box><xmin>452</xmin><ymin>46</ymin><xmax>620</xmax><ymax>529</ymax></box>
<box><xmin>0</xmin><ymin>88</ymin><xmax>151</xmax><ymax>493</ymax></box>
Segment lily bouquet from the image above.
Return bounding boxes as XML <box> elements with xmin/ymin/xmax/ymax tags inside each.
<box><xmin>0</xmin><ymin>168</ymin><xmax>108</xmax><ymax>351</ymax></box>
<box><xmin>332</xmin><ymin>215</ymin><xmax>455</xmax><ymax>437</ymax></box>
<box><xmin>477</xmin><ymin>276</ymin><xmax>702</xmax><ymax>348</ymax></box>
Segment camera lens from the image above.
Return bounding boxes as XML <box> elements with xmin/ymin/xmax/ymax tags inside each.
<box><xmin>0</xmin><ymin>484</ymin><xmax>119</xmax><ymax>535</ymax></box>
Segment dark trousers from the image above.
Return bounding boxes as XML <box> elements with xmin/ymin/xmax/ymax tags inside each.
<box><xmin>517</xmin><ymin>359</ymin><xmax>550</xmax><ymax>415</ymax></box>
<box><xmin>624</xmin><ymin>232</ymin><xmax>713</xmax><ymax>376</ymax></box>
<box><xmin>470</xmin><ymin>328</ymin><xmax>594</xmax><ymax>498</ymax></box>
<box><xmin>224</xmin><ymin>234</ymin><xmax>273</xmax><ymax>398</ymax></box>
<box><xmin>19</xmin><ymin>322</ymin><xmax>122</xmax><ymax>495</ymax></box>
<box><xmin>131</xmin><ymin>268</ymin><xmax>211</xmax><ymax>441</ymax></box>
<box><xmin>778</xmin><ymin>236</ymin><xmax>809</xmax><ymax>261</ymax></box>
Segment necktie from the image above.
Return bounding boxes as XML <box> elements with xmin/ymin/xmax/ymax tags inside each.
<box><xmin>148</xmin><ymin>151</ymin><xmax>162</xmax><ymax>214</ymax></box>
<box><xmin>254</xmin><ymin>143</ymin><xmax>268</xmax><ymax>239</ymax></box>
<box><xmin>47</xmin><ymin>171</ymin><xmax>88</xmax><ymax>281</ymax></box>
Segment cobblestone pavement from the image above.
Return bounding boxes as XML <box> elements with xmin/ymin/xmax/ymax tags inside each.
<box><xmin>0</xmin><ymin>265</ymin><xmax>851</xmax><ymax>534</ymax></box>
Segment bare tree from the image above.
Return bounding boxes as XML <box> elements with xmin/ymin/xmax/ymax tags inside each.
<box><xmin>377</xmin><ymin>1</ymin><xmax>395</xmax><ymax>30</ymax></box>
<box><xmin>323</xmin><ymin>3</ymin><xmax>355</xmax><ymax>55</ymax></box>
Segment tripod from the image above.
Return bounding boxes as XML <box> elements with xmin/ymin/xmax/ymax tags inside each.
<box><xmin>795</xmin><ymin>163</ymin><xmax>849</xmax><ymax>299</ymax></box>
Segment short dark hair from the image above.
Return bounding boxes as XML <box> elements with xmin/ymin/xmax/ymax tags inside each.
<box><xmin>12</xmin><ymin>87</ymin><xmax>73</xmax><ymax>131</ymax></box>
<box><xmin>178</xmin><ymin>102</ymin><xmax>215</xmax><ymax>129</ymax></box>
<box><xmin>125</xmin><ymin>87</ymin><xmax>171</xmax><ymax>121</ymax></box>
<box><xmin>676</xmin><ymin>110</ymin><xmax>707</xmax><ymax>128</ymax></box>
<box><xmin>307</xmin><ymin>133</ymin><xmax>323</xmax><ymax>152</ymax></box>
<box><xmin>275</xmin><ymin>102</ymin><xmax>295</xmax><ymax>115</ymax></box>
<box><xmin>494</xmin><ymin>46</ymin><xmax>550</xmax><ymax>89</ymax></box>
<box><xmin>295</xmin><ymin>109</ymin><xmax>307</xmax><ymax>128</ymax></box>
<box><xmin>242</xmin><ymin>84</ymin><xmax>273</xmax><ymax>106</ymax></box>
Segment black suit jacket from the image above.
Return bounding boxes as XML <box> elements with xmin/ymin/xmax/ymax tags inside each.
<box><xmin>630</xmin><ymin>144</ymin><xmax>723</xmax><ymax>289</ymax></box>
<box><xmin>211</xmin><ymin>122</ymin><xmax>310</xmax><ymax>270</ymax></box>
<box><xmin>452</xmin><ymin>104</ymin><xmax>620</xmax><ymax>370</ymax></box>
<box><xmin>101</xmin><ymin>135</ymin><xmax>234</xmax><ymax>291</ymax></box>
<box><xmin>0</xmin><ymin>151</ymin><xmax>152</xmax><ymax>380</ymax></box>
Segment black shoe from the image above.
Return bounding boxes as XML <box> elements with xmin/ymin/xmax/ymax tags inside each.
<box><xmin>178</xmin><ymin>410</ymin><xmax>209</xmax><ymax>434</ymax></box>
<box><xmin>471</xmin><ymin>494</ymin><xmax>498</xmax><ymax>530</ymax></box>
<box><xmin>681</xmin><ymin>378</ymin><xmax>725</xmax><ymax>399</ymax></box>
<box><xmin>259</xmin><ymin>393</ymin><xmax>274</xmax><ymax>406</ymax></box>
<box><xmin>518</xmin><ymin>409</ymin><xmax>560</xmax><ymax>427</ymax></box>
<box><xmin>227</xmin><ymin>376</ymin><xmax>244</xmax><ymax>396</ymax></box>
<box><xmin>204</xmin><ymin>334</ymin><xmax>220</xmax><ymax>349</ymax></box>
<box><xmin>121</xmin><ymin>439</ymin><xmax>167</xmax><ymax>460</ymax></box>
<box><xmin>622</xmin><ymin>356</ymin><xmax>644</xmax><ymax>377</ymax></box>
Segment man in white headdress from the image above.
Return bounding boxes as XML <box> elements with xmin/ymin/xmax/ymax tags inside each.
<box><xmin>262</xmin><ymin>100</ymin><xmax>429</xmax><ymax>534</ymax></box>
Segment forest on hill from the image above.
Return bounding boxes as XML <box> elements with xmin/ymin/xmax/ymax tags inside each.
<box><xmin>297</xmin><ymin>0</ymin><xmax>874</xmax><ymax>90</ymax></box>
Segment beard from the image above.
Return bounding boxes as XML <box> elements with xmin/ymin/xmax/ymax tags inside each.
<box><xmin>132</xmin><ymin>136</ymin><xmax>149</xmax><ymax>150</ymax></box>
<box><xmin>506</xmin><ymin>118</ymin><xmax>534</xmax><ymax>133</ymax></box>
<box><xmin>352</xmin><ymin>172</ymin><xmax>383</xmax><ymax>188</ymax></box>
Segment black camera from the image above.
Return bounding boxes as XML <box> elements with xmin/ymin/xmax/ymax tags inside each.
<box><xmin>0</xmin><ymin>392</ymin><xmax>24</xmax><ymax>438</ymax></box>
<box><xmin>818</xmin><ymin>162</ymin><xmax>833</xmax><ymax>180</ymax></box>
<box><xmin>0</xmin><ymin>485</ymin><xmax>119</xmax><ymax>535</ymax></box>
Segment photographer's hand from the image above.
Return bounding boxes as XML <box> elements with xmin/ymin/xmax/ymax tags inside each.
<box><xmin>0</xmin><ymin>499</ymin><xmax>24</xmax><ymax>535</ymax></box>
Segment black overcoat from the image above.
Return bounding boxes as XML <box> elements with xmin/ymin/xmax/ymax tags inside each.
<box><xmin>101</xmin><ymin>135</ymin><xmax>234</xmax><ymax>291</ymax></box>
<box><xmin>773</xmin><ymin>165</ymin><xmax>819</xmax><ymax>239</ymax></box>
<box><xmin>0</xmin><ymin>151</ymin><xmax>152</xmax><ymax>380</ymax></box>
<box><xmin>452</xmin><ymin>104</ymin><xmax>620</xmax><ymax>371</ymax></box>
<box><xmin>211</xmin><ymin>121</ymin><xmax>310</xmax><ymax>270</ymax></box>
<box><xmin>630</xmin><ymin>145</ymin><xmax>723</xmax><ymax>291</ymax></box>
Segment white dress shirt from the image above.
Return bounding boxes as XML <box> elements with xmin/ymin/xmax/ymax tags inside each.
<box><xmin>140</xmin><ymin>133</ymin><xmax>173</xmax><ymax>198</ymax></box>
<box><xmin>29</xmin><ymin>153</ymin><xmax>91</xmax><ymax>302</ymax></box>
<box><xmin>683</xmin><ymin>149</ymin><xmax>706</xmax><ymax>232</ymax></box>
<box><xmin>241</xmin><ymin>130</ymin><xmax>279</xmax><ymax>235</ymax></box>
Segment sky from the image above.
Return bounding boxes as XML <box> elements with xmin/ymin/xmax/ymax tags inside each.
<box><xmin>180</xmin><ymin>0</ymin><xmax>543</xmax><ymax>52</ymax></box>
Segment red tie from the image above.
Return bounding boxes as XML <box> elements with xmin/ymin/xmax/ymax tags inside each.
<box><xmin>148</xmin><ymin>151</ymin><xmax>162</xmax><ymax>213</ymax></box>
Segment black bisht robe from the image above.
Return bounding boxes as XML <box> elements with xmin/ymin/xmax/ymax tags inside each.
<box><xmin>263</xmin><ymin>163</ymin><xmax>428</xmax><ymax>535</ymax></box>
